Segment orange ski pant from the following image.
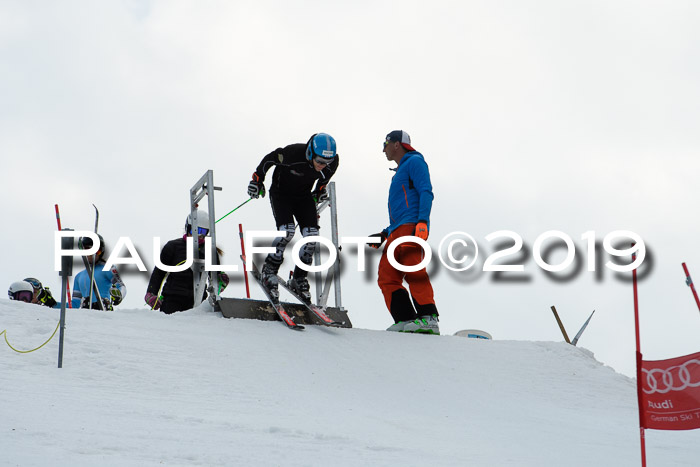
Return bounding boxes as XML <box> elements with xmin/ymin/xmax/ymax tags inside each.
<box><xmin>377</xmin><ymin>224</ymin><xmax>436</xmax><ymax>321</ymax></box>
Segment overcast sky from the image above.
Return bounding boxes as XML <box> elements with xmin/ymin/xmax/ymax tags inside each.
<box><xmin>2</xmin><ymin>1</ymin><xmax>699</xmax><ymax>377</ymax></box>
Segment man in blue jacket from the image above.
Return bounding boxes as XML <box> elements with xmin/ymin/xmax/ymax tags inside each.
<box><xmin>370</xmin><ymin>130</ymin><xmax>439</xmax><ymax>334</ymax></box>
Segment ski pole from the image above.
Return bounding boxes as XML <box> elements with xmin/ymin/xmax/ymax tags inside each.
<box><xmin>54</xmin><ymin>204</ymin><xmax>72</xmax><ymax>308</ymax></box>
<box><xmin>150</xmin><ymin>259</ymin><xmax>185</xmax><ymax>310</ymax></box>
<box><xmin>682</xmin><ymin>263</ymin><xmax>700</xmax><ymax>315</ymax></box>
<box><xmin>216</xmin><ymin>198</ymin><xmax>253</xmax><ymax>224</ymax></box>
<box><xmin>152</xmin><ymin>276</ymin><xmax>167</xmax><ymax>310</ymax></box>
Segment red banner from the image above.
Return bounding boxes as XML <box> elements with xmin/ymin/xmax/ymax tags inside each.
<box><xmin>641</xmin><ymin>351</ymin><xmax>700</xmax><ymax>430</ymax></box>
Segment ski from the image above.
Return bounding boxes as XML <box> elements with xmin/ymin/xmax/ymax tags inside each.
<box><xmin>571</xmin><ymin>310</ymin><xmax>595</xmax><ymax>346</ymax></box>
<box><xmin>79</xmin><ymin>253</ymin><xmax>107</xmax><ymax>310</ymax></box>
<box><xmin>88</xmin><ymin>204</ymin><xmax>103</xmax><ymax>310</ymax></box>
<box><xmin>278</xmin><ymin>277</ymin><xmax>344</xmax><ymax>327</ymax></box>
<box><xmin>251</xmin><ymin>264</ymin><xmax>304</xmax><ymax>331</ymax></box>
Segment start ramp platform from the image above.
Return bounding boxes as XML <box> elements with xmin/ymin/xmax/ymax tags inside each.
<box><xmin>215</xmin><ymin>297</ymin><xmax>352</xmax><ymax>328</ymax></box>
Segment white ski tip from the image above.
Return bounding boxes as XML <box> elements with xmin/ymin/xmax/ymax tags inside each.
<box><xmin>454</xmin><ymin>329</ymin><xmax>492</xmax><ymax>340</ymax></box>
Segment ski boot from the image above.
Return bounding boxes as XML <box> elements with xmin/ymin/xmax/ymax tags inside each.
<box><xmin>386</xmin><ymin>321</ymin><xmax>411</xmax><ymax>332</ymax></box>
<box><xmin>403</xmin><ymin>315</ymin><xmax>440</xmax><ymax>335</ymax></box>
<box><xmin>288</xmin><ymin>275</ymin><xmax>312</xmax><ymax>304</ymax></box>
<box><xmin>261</xmin><ymin>261</ymin><xmax>280</xmax><ymax>302</ymax></box>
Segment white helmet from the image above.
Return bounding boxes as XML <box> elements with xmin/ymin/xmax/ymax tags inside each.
<box><xmin>185</xmin><ymin>210</ymin><xmax>210</xmax><ymax>235</ymax></box>
<box><xmin>8</xmin><ymin>280</ymin><xmax>35</xmax><ymax>302</ymax></box>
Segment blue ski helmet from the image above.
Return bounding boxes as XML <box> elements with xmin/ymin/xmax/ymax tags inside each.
<box><xmin>23</xmin><ymin>277</ymin><xmax>43</xmax><ymax>290</ymax></box>
<box><xmin>306</xmin><ymin>133</ymin><xmax>337</xmax><ymax>163</ymax></box>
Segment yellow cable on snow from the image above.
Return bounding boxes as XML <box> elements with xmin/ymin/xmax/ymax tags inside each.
<box><xmin>1</xmin><ymin>321</ymin><xmax>61</xmax><ymax>354</ymax></box>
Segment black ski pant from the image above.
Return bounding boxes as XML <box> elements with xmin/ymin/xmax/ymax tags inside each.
<box><xmin>161</xmin><ymin>294</ymin><xmax>194</xmax><ymax>314</ymax></box>
<box><xmin>266</xmin><ymin>192</ymin><xmax>319</xmax><ymax>278</ymax></box>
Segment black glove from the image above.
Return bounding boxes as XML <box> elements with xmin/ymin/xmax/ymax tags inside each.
<box><xmin>38</xmin><ymin>287</ymin><xmax>57</xmax><ymax>308</ymax></box>
<box><xmin>368</xmin><ymin>231</ymin><xmax>387</xmax><ymax>249</ymax></box>
<box><xmin>102</xmin><ymin>298</ymin><xmax>114</xmax><ymax>311</ymax></box>
<box><xmin>312</xmin><ymin>185</ymin><xmax>329</xmax><ymax>204</ymax></box>
<box><xmin>247</xmin><ymin>173</ymin><xmax>265</xmax><ymax>198</ymax></box>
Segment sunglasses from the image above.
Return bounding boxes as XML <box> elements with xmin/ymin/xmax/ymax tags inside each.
<box><xmin>11</xmin><ymin>290</ymin><xmax>34</xmax><ymax>303</ymax></box>
<box><xmin>313</xmin><ymin>156</ymin><xmax>332</xmax><ymax>166</ymax></box>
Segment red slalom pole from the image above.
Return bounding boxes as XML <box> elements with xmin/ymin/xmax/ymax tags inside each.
<box><xmin>239</xmin><ymin>223</ymin><xmax>250</xmax><ymax>299</ymax></box>
<box><xmin>632</xmin><ymin>248</ymin><xmax>646</xmax><ymax>467</ymax></box>
<box><xmin>682</xmin><ymin>263</ymin><xmax>700</xmax><ymax>314</ymax></box>
<box><xmin>54</xmin><ymin>204</ymin><xmax>72</xmax><ymax>308</ymax></box>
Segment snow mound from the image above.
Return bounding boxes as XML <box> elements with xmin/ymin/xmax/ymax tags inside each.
<box><xmin>1</xmin><ymin>300</ymin><xmax>697</xmax><ymax>466</ymax></box>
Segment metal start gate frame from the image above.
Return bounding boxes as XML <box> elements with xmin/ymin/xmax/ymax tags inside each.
<box><xmin>312</xmin><ymin>182</ymin><xmax>344</xmax><ymax>310</ymax></box>
<box><xmin>189</xmin><ymin>170</ymin><xmax>222</xmax><ymax>307</ymax></box>
<box><xmin>188</xmin><ymin>172</ymin><xmax>345</xmax><ymax>313</ymax></box>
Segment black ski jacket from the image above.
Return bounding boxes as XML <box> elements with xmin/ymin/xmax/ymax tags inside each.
<box><xmin>254</xmin><ymin>143</ymin><xmax>339</xmax><ymax>197</ymax></box>
<box><xmin>147</xmin><ymin>237</ymin><xmax>215</xmax><ymax>299</ymax></box>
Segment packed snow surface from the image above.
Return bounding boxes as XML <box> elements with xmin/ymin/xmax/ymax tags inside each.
<box><xmin>1</xmin><ymin>300</ymin><xmax>697</xmax><ymax>466</ymax></box>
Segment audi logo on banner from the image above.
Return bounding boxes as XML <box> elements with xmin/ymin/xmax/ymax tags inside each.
<box><xmin>643</xmin><ymin>359</ymin><xmax>700</xmax><ymax>394</ymax></box>
<box><xmin>641</xmin><ymin>350</ymin><xmax>700</xmax><ymax>431</ymax></box>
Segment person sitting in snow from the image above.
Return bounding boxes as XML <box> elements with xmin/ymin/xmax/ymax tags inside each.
<box><xmin>8</xmin><ymin>279</ymin><xmax>60</xmax><ymax>308</ymax></box>
<box><xmin>23</xmin><ymin>277</ymin><xmax>59</xmax><ymax>308</ymax></box>
<box><xmin>72</xmin><ymin>234</ymin><xmax>126</xmax><ymax>310</ymax></box>
<box><xmin>145</xmin><ymin>210</ymin><xmax>229</xmax><ymax>314</ymax></box>
<box><xmin>8</xmin><ymin>280</ymin><xmax>37</xmax><ymax>304</ymax></box>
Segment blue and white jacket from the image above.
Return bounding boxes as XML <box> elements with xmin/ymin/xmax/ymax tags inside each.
<box><xmin>71</xmin><ymin>261</ymin><xmax>126</xmax><ymax>308</ymax></box>
<box><xmin>385</xmin><ymin>151</ymin><xmax>434</xmax><ymax>236</ymax></box>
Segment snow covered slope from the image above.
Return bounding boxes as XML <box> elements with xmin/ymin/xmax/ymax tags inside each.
<box><xmin>1</xmin><ymin>300</ymin><xmax>697</xmax><ymax>466</ymax></box>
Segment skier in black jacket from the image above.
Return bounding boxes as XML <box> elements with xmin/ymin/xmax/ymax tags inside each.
<box><xmin>247</xmin><ymin>133</ymin><xmax>339</xmax><ymax>303</ymax></box>
<box><xmin>145</xmin><ymin>210</ymin><xmax>229</xmax><ymax>314</ymax></box>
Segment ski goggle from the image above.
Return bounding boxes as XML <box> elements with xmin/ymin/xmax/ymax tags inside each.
<box><xmin>187</xmin><ymin>226</ymin><xmax>209</xmax><ymax>236</ymax></box>
<box><xmin>24</xmin><ymin>277</ymin><xmax>42</xmax><ymax>291</ymax></box>
<box><xmin>313</xmin><ymin>156</ymin><xmax>333</xmax><ymax>167</ymax></box>
<box><xmin>10</xmin><ymin>290</ymin><xmax>33</xmax><ymax>303</ymax></box>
